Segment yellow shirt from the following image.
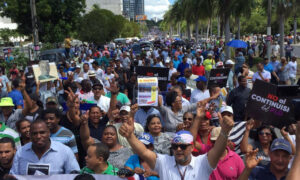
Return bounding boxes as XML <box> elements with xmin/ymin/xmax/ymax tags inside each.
<box><xmin>203</xmin><ymin>58</ymin><xmax>215</xmax><ymax>71</ymax></box>
<box><xmin>64</xmin><ymin>38</ymin><xmax>71</xmax><ymax>48</ymax></box>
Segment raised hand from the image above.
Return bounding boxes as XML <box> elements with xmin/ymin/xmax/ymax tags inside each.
<box><xmin>196</xmin><ymin>104</ymin><xmax>206</xmax><ymax>119</ymax></box>
<box><xmin>65</xmin><ymin>87</ymin><xmax>79</xmax><ymax>108</ymax></box>
<box><xmin>80</xmin><ymin>110</ymin><xmax>89</xmax><ymax>126</ymax></box>
<box><xmin>176</xmin><ymin>123</ymin><xmax>186</xmax><ymax>132</ymax></box>
<box><xmin>119</xmin><ymin>116</ymin><xmax>135</xmax><ymax>138</ymax></box>
<box><xmin>130</xmin><ymin>103</ymin><xmax>139</xmax><ymax>117</ymax></box>
<box><xmin>218</xmin><ymin>112</ymin><xmax>234</xmax><ymax>134</ymax></box>
<box><xmin>245</xmin><ymin>149</ymin><xmax>262</xmax><ymax>169</ymax></box>
<box><xmin>134</xmin><ymin>167</ymin><xmax>144</xmax><ymax>175</ymax></box>
<box><xmin>246</xmin><ymin>119</ymin><xmax>255</xmax><ymax>131</ymax></box>
<box><xmin>106</xmin><ymin>79</ymin><xmax>119</xmax><ymax>94</ymax></box>
<box><xmin>281</xmin><ymin>126</ymin><xmax>289</xmax><ymax>139</ymax></box>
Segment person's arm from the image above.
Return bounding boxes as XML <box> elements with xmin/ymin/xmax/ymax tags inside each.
<box><xmin>190</xmin><ymin>106</ymin><xmax>203</xmax><ymax>141</ymax></box>
<box><xmin>106</xmin><ymin>79</ymin><xmax>118</xmax><ymax>120</ymax></box>
<box><xmin>286</xmin><ymin>121</ymin><xmax>300</xmax><ymax>180</ymax></box>
<box><xmin>207</xmin><ymin>112</ymin><xmax>234</xmax><ymax>168</ymax></box>
<box><xmin>20</xmin><ymin>81</ymin><xmax>31</xmax><ymax>116</ymax></box>
<box><xmin>65</xmin><ymin>87</ymin><xmax>81</xmax><ymax>127</ymax></box>
<box><xmin>119</xmin><ymin>116</ymin><xmax>157</xmax><ymax>169</ymax></box>
<box><xmin>79</xmin><ymin>111</ymin><xmax>95</xmax><ymax>150</ymax></box>
<box><xmin>281</xmin><ymin>126</ymin><xmax>296</xmax><ymax>155</ymax></box>
<box><xmin>237</xmin><ymin>149</ymin><xmax>262</xmax><ymax>180</ymax></box>
<box><xmin>240</xmin><ymin>119</ymin><xmax>254</xmax><ymax>154</ymax></box>
<box><xmin>271</xmin><ymin>71</ymin><xmax>280</xmax><ymax>82</ymax></box>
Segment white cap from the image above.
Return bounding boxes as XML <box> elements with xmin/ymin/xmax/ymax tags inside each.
<box><xmin>225</xmin><ymin>60</ymin><xmax>235</xmax><ymax>65</ymax></box>
<box><xmin>76</xmin><ymin>65</ymin><xmax>81</xmax><ymax>68</ymax></box>
<box><xmin>216</xmin><ymin>61</ymin><xmax>224</xmax><ymax>67</ymax></box>
<box><xmin>220</xmin><ymin>106</ymin><xmax>233</xmax><ymax>114</ymax></box>
<box><xmin>165</xmin><ymin>57</ymin><xmax>171</xmax><ymax>63</ymax></box>
<box><xmin>76</xmin><ymin>77</ymin><xmax>84</xmax><ymax>83</ymax></box>
<box><xmin>120</xmin><ymin>105</ymin><xmax>130</xmax><ymax>112</ymax></box>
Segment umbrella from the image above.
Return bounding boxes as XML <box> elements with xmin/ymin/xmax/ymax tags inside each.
<box><xmin>173</xmin><ymin>40</ymin><xmax>185</xmax><ymax>46</ymax></box>
<box><xmin>227</xmin><ymin>39</ymin><xmax>248</xmax><ymax>48</ymax></box>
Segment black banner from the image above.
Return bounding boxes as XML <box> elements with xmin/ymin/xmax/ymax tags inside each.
<box><xmin>246</xmin><ymin>80</ymin><xmax>299</xmax><ymax>128</ymax></box>
<box><xmin>208</xmin><ymin>68</ymin><xmax>230</xmax><ymax>88</ymax></box>
<box><xmin>135</xmin><ymin>66</ymin><xmax>169</xmax><ymax>91</ymax></box>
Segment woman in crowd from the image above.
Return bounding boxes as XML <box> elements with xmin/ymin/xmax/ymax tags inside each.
<box><xmin>16</xmin><ymin>119</ymin><xmax>31</xmax><ymax>145</ymax></box>
<box><xmin>102</xmin><ymin>125</ymin><xmax>133</xmax><ymax>169</ymax></box>
<box><xmin>144</xmin><ymin>114</ymin><xmax>174</xmax><ymax>155</ymax></box>
<box><xmin>76</xmin><ymin>79</ymin><xmax>94</xmax><ymax>102</ymax></box>
<box><xmin>24</xmin><ymin>93</ymin><xmax>43</xmax><ymax>122</ymax></box>
<box><xmin>190</xmin><ymin>110</ymin><xmax>214</xmax><ymax>155</ymax></box>
<box><xmin>125</xmin><ymin>133</ymin><xmax>159</xmax><ymax>180</ymax></box>
<box><xmin>277</xmin><ymin>57</ymin><xmax>289</xmax><ymax>85</ymax></box>
<box><xmin>241</xmin><ymin>121</ymin><xmax>277</xmax><ymax>166</ymax></box>
<box><xmin>176</xmin><ymin>112</ymin><xmax>194</xmax><ymax>132</ymax></box>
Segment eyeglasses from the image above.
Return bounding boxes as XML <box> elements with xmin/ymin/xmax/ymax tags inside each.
<box><xmin>183</xmin><ymin>118</ymin><xmax>193</xmax><ymax>121</ymax></box>
<box><xmin>259</xmin><ymin>132</ymin><xmax>272</xmax><ymax>136</ymax></box>
<box><xmin>171</xmin><ymin>144</ymin><xmax>191</xmax><ymax>150</ymax></box>
<box><xmin>93</xmin><ymin>88</ymin><xmax>102</xmax><ymax>91</ymax></box>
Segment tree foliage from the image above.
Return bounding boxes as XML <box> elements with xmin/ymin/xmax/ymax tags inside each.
<box><xmin>77</xmin><ymin>6</ymin><xmax>140</xmax><ymax>44</ymax></box>
<box><xmin>0</xmin><ymin>0</ymin><xmax>86</xmax><ymax>43</ymax></box>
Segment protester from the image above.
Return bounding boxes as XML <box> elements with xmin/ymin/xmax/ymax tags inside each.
<box><xmin>10</xmin><ymin>120</ymin><xmax>80</xmax><ymax>175</ymax></box>
<box><xmin>134</xmin><ymin>106</ymin><xmax>161</xmax><ymax>128</ymax></box>
<box><xmin>277</xmin><ymin>57</ymin><xmax>290</xmax><ymax>85</ymax></box>
<box><xmin>0</xmin><ymin>138</ymin><xmax>16</xmax><ymax>179</ymax></box>
<box><xmin>176</xmin><ymin>111</ymin><xmax>194</xmax><ymax>132</ymax></box>
<box><xmin>119</xmin><ymin>105</ymin><xmax>235</xmax><ymax>179</ymax></box>
<box><xmin>252</xmin><ymin>63</ymin><xmax>271</xmax><ymax>82</ymax></box>
<box><xmin>288</xmin><ymin>56</ymin><xmax>297</xmax><ymax>85</ymax></box>
<box><xmin>15</xmin><ymin>119</ymin><xmax>31</xmax><ymax>146</ymax></box>
<box><xmin>190</xmin><ymin>76</ymin><xmax>210</xmax><ymax>103</ymax></box>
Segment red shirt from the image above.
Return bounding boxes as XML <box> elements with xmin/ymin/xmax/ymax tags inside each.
<box><xmin>192</xmin><ymin>132</ymin><xmax>213</xmax><ymax>156</ymax></box>
<box><xmin>192</xmin><ymin>65</ymin><xmax>205</xmax><ymax>76</ymax></box>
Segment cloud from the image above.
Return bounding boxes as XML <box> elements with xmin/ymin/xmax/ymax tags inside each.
<box><xmin>145</xmin><ymin>0</ymin><xmax>171</xmax><ymax>20</ymax></box>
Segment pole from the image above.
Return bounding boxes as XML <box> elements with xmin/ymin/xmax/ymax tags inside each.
<box><xmin>266</xmin><ymin>0</ymin><xmax>272</xmax><ymax>60</ymax></box>
<box><xmin>30</xmin><ymin>0</ymin><xmax>39</xmax><ymax>60</ymax></box>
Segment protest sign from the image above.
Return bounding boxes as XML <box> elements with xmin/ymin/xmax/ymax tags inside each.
<box><xmin>15</xmin><ymin>174</ymin><xmax>141</xmax><ymax>180</ymax></box>
<box><xmin>135</xmin><ymin>66</ymin><xmax>169</xmax><ymax>91</ymax></box>
<box><xmin>246</xmin><ymin>80</ymin><xmax>299</xmax><ymax>128</ymax></box>
<box><xmin>32</xmin><ymin>60</ymin><xmax>59</xmax><ymax>83</ymax></box>
<box><xmin>137</xmin><ymin>77</ymin><xmax>158</xmax><ymax>106</ymax></box>
<box><xmin>207</xmin><ymin>68</ymin><xmax>230</xmax><ymax>88</ymax></box>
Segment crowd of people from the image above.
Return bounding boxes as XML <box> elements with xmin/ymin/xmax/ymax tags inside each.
<box><xmin>0</xmin><ymin>37</ymin><xmax>298</xmax><ymax>180</ymax></box>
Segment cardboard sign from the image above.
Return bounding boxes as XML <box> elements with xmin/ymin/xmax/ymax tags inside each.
<box><xmin>136</xmin><ymin>66</ymin><xmax>169</xmax><ymax>91</ymax></box>
<box><xmin>246</xmin><ymin>80</ymin><xmax>299</xmax><ymax>128</ymax></box>
<box><xmin>27</xmin><ymin>163</ymin><xmax>50</xmax><ymax>175</ymax></box>
<box><xmin>137</xmin><ymin>77</ymin><xmax>158</xmax><ymax>106</ymax></box>
<box><xmin>32</xmin><ymin>60</ymin><xmax>59</xmax><ymax>83</ymax></box>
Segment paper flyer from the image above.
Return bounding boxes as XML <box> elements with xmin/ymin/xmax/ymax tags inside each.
<box><xmin>138</xmin><ymin>77</ymin><xmax>158</xmax><ymax>106</ymax></box>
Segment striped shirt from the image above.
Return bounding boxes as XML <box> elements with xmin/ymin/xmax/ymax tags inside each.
<box><xmin>229</xmin><ymin>121</ymin><xmax>246</xmax><ymax>155</ymax></box>
<box><xmin>0</xmin><ymin>122</ymin><xmax>21</xmax><ymax>149</ymax></box>
<box><xmin>50</xmin><ymin>126</ymin><xmax>78</xmax><ymax>154</ymax></box>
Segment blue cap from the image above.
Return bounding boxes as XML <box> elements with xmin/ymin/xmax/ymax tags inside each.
<box><xmin>172</xmin><ymin>130</ymin><xmax>193</xmax><ymax>144</ymax></box>
<box><xmin>138</xmin><ymin>133</ymin><xmax>154</xmax><ymax>145</ymax></box>
<box><xmin>177</xmin><ymin>77</ymin><xmax>187</xmax><ymax>85</ymax></box>
<box><xmin>270</xmin><ymin>138</ymin><xmax>292</xmax><ymax>154</ymax></box>
<box><xmin>194</xmin><ymin>76</ymin><xmax>207</xmax><ymax>82</ymax></box>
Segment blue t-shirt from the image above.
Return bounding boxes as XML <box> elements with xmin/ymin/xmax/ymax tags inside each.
<box><xmin>125</xmin><ymin>155</ymin><xmax>159</xmax><ymax>180</ymax></box>
<box><xmin>249</xmin><ymin>164</ymin><xmax>287</xmax><ymax>180</ymax></box>
<box><xmin>172</xmin><ymin>59</ymin><xmax>181</xmax><ymax>69</ymax></box>
<box><xmin>8</xmin><ymin>89</ymin><xmax>24</xmax><ymax>107</ymax></box>
<box><xmin>177</xmin><ymin>63</ymin><xmax>190</xmax><ymax>76</ymax></box>
<box><xmin>264</xmin><ymin>63</ymin><xmax>274</xmax><ymax>73</ymax></box>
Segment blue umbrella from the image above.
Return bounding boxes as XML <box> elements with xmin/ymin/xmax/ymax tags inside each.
<box><xmin>227</xmin><ymin>39</ymin><xmax>248</xmax><ymax>48</ymax></box>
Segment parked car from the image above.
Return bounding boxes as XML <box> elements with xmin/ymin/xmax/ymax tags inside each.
<box><xmin>39</xmin><ymin>48</ymin><xmax>66</xmax><ymax>63</ymax></box>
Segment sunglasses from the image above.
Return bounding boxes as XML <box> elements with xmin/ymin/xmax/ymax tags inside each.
<box><xmin>171</xmin><ymin>144</ymin><xmax>191</xmax><ymax>150</ymax></box>
<box><xmin>183</xmin><ymin>118</ymin><xmax>193</xmax><ymax>121</ymax></box>
<box><xmin>93</xmin><ymin>88</ymin><xmax>102</xmax><ymax>91</ymax></box>
<box><xmin>259</xmin><ymin>132</ymin><xmax>272</xmax><ymax>136</ymax></box>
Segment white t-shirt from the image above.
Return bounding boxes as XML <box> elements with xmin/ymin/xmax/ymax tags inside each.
<box><xmin>154</xmin><ymin>154</ymin><xmax>214</xmax><ymax>180</ymax></box>
<box><xmin>95</xmin><ymin>68</ymin><xmax>104</xmax><ymax>81</ymax></box>
<box><xmin>87</xmin><ymin>95</ymin><xmax>111</xmax><ymax>113</ymax></box>
<box><xmin>190</xmin><ymin>89</ymin><xmax>210</xmax><ymax>103</ymax></box>
<box><xmin>168</xmin><ymin>68</ymin><xmax>177</xmax><ymax>81</ymax></box>
<box><xmin>288</xmin><ymin>61</ymin><xmax>297</xmax><ymax>78</ymax></box>
<box><xmin>252</xmin><ymin>70</ymin><xmax>271</xmax><ymax>82</ymax></box>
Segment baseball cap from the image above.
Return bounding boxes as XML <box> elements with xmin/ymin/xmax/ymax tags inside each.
<box><xmin>216</xmin><ymin>61</ymin><xmax>224</xmax><ymax>67</ymax></box>
<box><xmin>177</xmin><ymin>77</ymin><xmax>187</xmax><ymax>85</ymax></box>
<box><xmin>194</xmin><ymin>76</ymin><xmax>207</xmax><ymax>82</ymax></box>
<box><xmin>0</xmin><ymin>97</ymin><xmax>14</xmax><ymax>107</ymax></box>
<box><xmin>138</xmin><ymin>133</ymin><xmax>154</xmax><ymax>145</ymax></box>
<box><xmin>270</xmin><ymin>138</ymin><xmax>292</xmax><ymax>154</ymax></box>
<box><xmin>120</xmin><ymin>105</ymin><xmax>130</xmax><ymax>113</ymax></box>
<box><xmin>46</xmin><ymin>96</ymin><xmax>58</xmax><ymax>104</ymax></box>
<box><xmin>172</xmin><ymin>130</ymin><xmax>193</xmax><ymax>144</ymax></box>
<box><xmin>225</xmin><ymin>60</ymin><xmax>235</xmax><ymax>65</ymax></box>
<box><xmin>208</xmin><ymin>53</ymin><xmax>213</xmax><ymax>56</ymax></box>
<box><xmin>76</xmin><ymin>65</ymin><xmax>81</xmax><ymax>69</ymax></box>
<box><xmin>210</xmin><ymin>127</ymin><xmax>222</xmax><ymax>141</ymax></box>
<box><xmin>75</xmin><ymin>77</ymin><xmax>84</xmax><ymax>83</ymax></box>
<box><xmin>220</xmin><ymin>106</ymin><xmax>233</xmax><ymax>114</ymax></box>
<box><xmin>165</xmin><ymin>57</ymin><xmax>171</xmax><ymax>63</ymax></box>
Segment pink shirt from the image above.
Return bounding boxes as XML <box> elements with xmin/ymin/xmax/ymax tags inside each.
<box><xmin>209</xmin><ymin>147</ymin><xmax>245</xmax><ymax>180</ymax></box>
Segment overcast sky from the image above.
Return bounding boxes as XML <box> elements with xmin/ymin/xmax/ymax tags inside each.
<box><xmin>145</xmin><ymin>0</ymin><xmax>174</xmax><ymax>20</ymax></box>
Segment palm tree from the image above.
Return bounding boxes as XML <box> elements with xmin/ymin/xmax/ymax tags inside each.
<box><xmin>292</xmin><ymin>1</ymin><xmax>300</xmax><ymax>44</ymax></box>
<box><xmin>273</xmin><ymin>0</ymin><xmax>295</xmax><ymax>57</ymax></box>
<box><xmin>170</xmin><ymin>0</ymin><xmax>184</xmax><ymax>38</ymax></box>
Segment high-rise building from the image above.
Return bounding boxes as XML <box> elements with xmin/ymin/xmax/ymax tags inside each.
<box><xmin>123</xmin><ymin>0</ymin><xmax>145</xmax><ymax>21</ymax></box>
<box><xmin>86</xmin><ymin>0</ymin><xmax>123</xmax><ymax>15</ymax></box>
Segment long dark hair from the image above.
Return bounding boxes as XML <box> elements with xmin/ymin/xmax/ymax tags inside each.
<box><xmin>254</xmin><ymin>125</ymin><xmax>277</xmax><ymax>143</ymax></box>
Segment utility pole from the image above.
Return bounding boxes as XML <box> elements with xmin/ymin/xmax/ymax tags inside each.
<box><xmin>266</xmin><ymin>0</ymin><xmax>272</xmax><ymax>60</ymax></box>
<box><xmin>30</xmin><ymin>0</ymin><xmax>39</xmax><ymax>60</ymax></box>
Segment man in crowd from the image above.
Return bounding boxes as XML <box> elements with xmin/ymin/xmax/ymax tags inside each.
<box><xmin>119</xmin><ymin>105</ymin><xmax>235</xmax><ymax>179</ymax></box>
<box><xmin>191</xmin><ymin>76</ymin><xmax>210</xmax><ymax>103</ymax></box>
<box><xmin>0</xmin><ymin>138</ymin><xmax>16</xmax><ymax>179</ymax></box>
<box><xmin>10</xmin><ymin>120</ymin><xmax>80</xmax><ymax>175</ymax></box>
<box><xmin>252</xmin><ymin>62</ymin><xmax>271</xmax><ymax>82</ymax></box>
